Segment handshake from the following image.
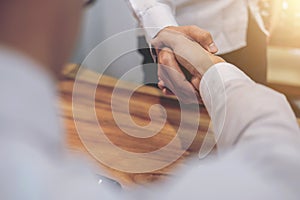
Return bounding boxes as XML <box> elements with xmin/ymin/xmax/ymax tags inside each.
<box><xmin>151</xmin><ymin>26</ymin><xmax>225</xmax><ymax>103</ymax></box>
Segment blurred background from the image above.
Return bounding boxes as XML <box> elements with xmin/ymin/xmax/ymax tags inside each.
<box><xmin>259</xmin><ymin>0</ymin><xmax>300</xmax><ymax>87</ymax></box>
<box><xmin>71</xmin><ymin>0</ymin><xmax>144</xmax><ymax>83</ymax></box>
<box><xmin>259</xmin><ymin>0</ymin><xmax>300</xmax><ymax>116</ymax></box>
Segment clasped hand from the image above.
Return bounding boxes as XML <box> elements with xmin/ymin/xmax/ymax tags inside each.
<box><xmin>151</xmin><ymin>26</ymin><xmax>225</xmax><ymax>104</ymax></box>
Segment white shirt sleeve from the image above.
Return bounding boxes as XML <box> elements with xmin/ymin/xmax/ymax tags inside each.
<box><xmin>153</xmin><ymin>63</ymin><xmax>300</xmax><ymax>199</ymax></box>
<box><xmin>125</xmin><ymin>0</ymin><xmax>178</xmax><ymax>41</ymax></box>
<box><xmin>200</xmin><ymin>63</ymin><xmax>300</xmax><ymax>152</ymax></box>
<box><xmin>198</xmin><ymin>63</ymin><xmax>300</xmax><ymax>196</ymax></box>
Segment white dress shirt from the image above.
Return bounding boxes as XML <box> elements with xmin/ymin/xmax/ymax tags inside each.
<box><xmin>1</xmin><ymin>47</ymin><xmax>300</xmax><ymax>199</ymax></box>
<box><xmin>126</xmin><ymin>0</ymin><xmax>268</xmax><ymax>54</ymax></box>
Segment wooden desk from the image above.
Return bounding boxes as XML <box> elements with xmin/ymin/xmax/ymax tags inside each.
<box><xmin>59</xmin><ymin>65</ymin><xmax>300</xmax><ymax>187</ymax></box>
<box><xmin>59</xmin><ymin>65</ymin><xmax>212</xmax><ymax>187</ymax></box>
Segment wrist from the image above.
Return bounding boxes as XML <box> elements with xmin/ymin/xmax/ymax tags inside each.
<box><xmin>202</xmin><ymin>55</ymin><xmax>225</xmax><ymax>74</ymax></box>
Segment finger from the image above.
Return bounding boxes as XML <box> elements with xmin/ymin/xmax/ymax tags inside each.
<box><xmin>153</xmin><ymin>29</ymin><xmax>213</xmax><ymax>79</ymax></box>
<box><xmin>158</xmin><ymin>47</ymin><xmax>185</xmax><ymax>77</ymax></box>
<box><xmin>151</xmin><ymin>30</ymin><xmax>179</xmax><ymax>52</ymax></box>
<box><xmin>158</xmin><ymin>47</ymin><xmax>192</xmax><ymax>92</ymax></box>
<box><xmin>160</xmin><ymin>64</ymin><xmax>201</xmax><ymax>103</ymax></box>
<box><xmin>159</xmin><ymin>75</ymin><xmax>175</xmax><ymax>96</ymax></box>
<box><xmin>157</xmin><ymin>49</ymin><xmax>179</xmax><ymax>96</ymax></box>
<box><xmin>163</xmin><ymin>88</ymin><xmax>174</xmax><ymax>96</ymax></box>
<box><xmin>159</xmin><ymin>84</ymin><xmax>174</xmax><ymax>96</ymax></box>
<box><xmin>190</xmin><ymin>76</ymin><xmax>201</xmax><ymax>92</ymax></box>
<box><xmin>167</xmin><ymin>26</ymin><xmax>218</xmax><ymax>53</ymax></box>
<box><xmin>158</xmin><ymin>48</ymin><xmax>200</xmax><ymax>104</ymax></box>
<box><xmin>158</xmin><ymin>80</ymin><xmax>165</xmax><ymax>90</ymax></box>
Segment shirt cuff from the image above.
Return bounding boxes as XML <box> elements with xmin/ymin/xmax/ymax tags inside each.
<box><xmin>199</xmin><ymin>63</ymin><xmax>253</xmax><ymax>115</ymax></box>
<box><xmin>141</xmin><ymin>4</ymin><xmax>178</xmax><ymax>42</ymax></box>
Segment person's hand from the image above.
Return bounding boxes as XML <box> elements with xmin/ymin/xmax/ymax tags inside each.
<box><xmin>157</xmin><ymin>47</ymin><xmax>202</xmax><ymax>104</ymax></box>
<box><xmin>152</xmin><ymin>29</ymin><xmax>225</xmax><ymax>103</ymax></box>
<box><xmin>161</xmin><ymin>26</ymin><xmax>219</xmax><ymax>54</ymax></box>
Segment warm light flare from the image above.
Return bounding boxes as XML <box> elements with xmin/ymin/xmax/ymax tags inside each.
<box><xmin>282</xmin><ymin>0</ymin><xmax>300</xmax><ymax>12</ymax></box>
<box><xmin>282</xmin><ymin>1</ymin><xmax>289</xmax><ymax>10</ymax></box>
<box><xmin>260</xmin><ymin>0</ymin><xmax>300</xmax><ymax>47</ymax></box>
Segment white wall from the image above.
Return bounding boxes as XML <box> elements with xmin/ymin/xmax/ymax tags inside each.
<box><xmin>72</xmin><ymin>0</ymin><xmax>144</xmax><ymax>83</ymax></box>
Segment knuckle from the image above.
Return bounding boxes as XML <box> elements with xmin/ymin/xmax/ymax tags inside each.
<box><xmin>159</xmin><ymin>51</ymin><xmax>173</xmax><ymax>64</ymax></box>
<box><xmin>201</xmin><ymin>31</ymin><xmax>212</xmax><ymax>39</ymax></box>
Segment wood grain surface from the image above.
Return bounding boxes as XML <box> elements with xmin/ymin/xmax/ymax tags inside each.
<box><xmin>59</xmin><ymin>65</ymin><xmax>214</xmax><ymax>187</ymax></box>
<box><xmin>58</xmin><ymin>65</ymin><xmax>300</xmax><ymax>188</ymax></box>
